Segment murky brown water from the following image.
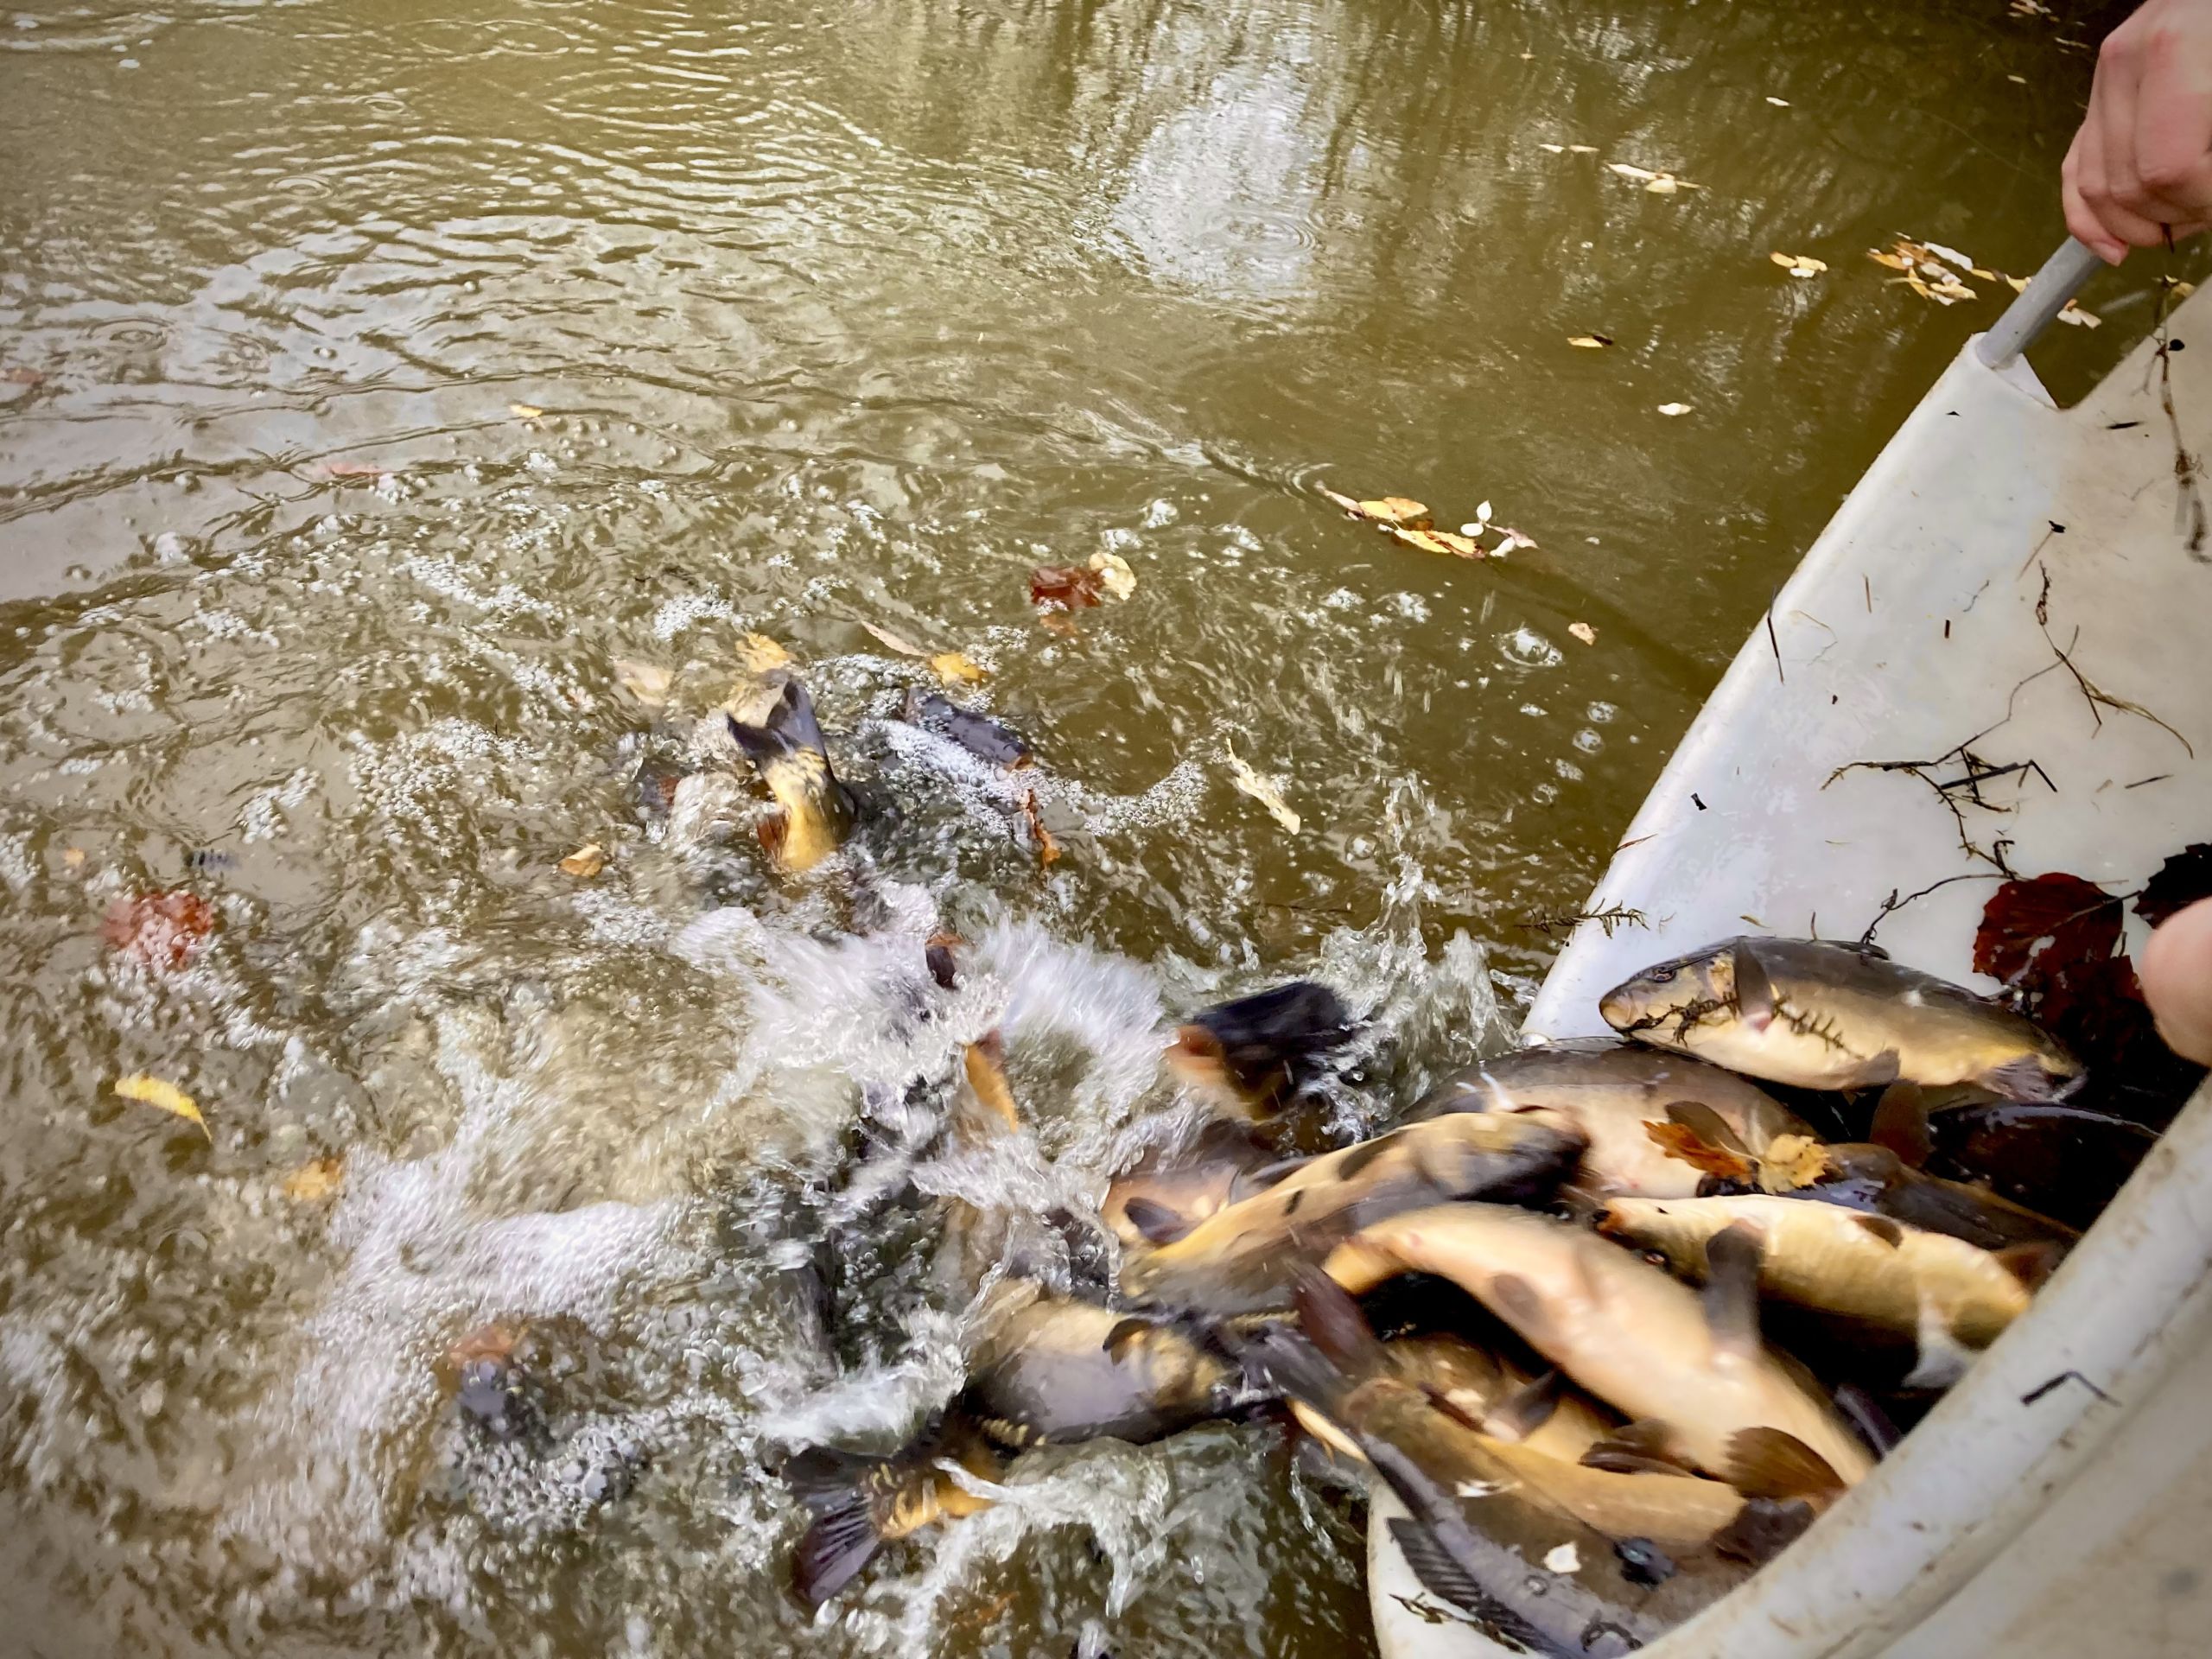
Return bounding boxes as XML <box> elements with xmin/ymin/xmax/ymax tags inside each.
<box><xmin>1</xmin><ymin>0</ymin><xmax>2202</xmax><ymax>1654</ymax></box>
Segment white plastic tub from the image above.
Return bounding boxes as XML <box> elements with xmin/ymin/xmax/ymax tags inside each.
<box><xmin>1373</xmin><ymin>249</ymin><xmax>2212</xmax><ymax>1657</ymax></box>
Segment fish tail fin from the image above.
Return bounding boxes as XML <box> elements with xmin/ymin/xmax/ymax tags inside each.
<box><xmin>782</xmin><ymin>1444</ymin><xmax>893</xmax><ymax>1606</ymax></box>
<box><xmin>727</xmin><ymin>680</ymin><xmax>857</xmax><ymax>850</ymax></box>
<box><xmin>1723</xmin><ymin>1427</ymin><xmax>1846</xmax><ymax>1503</ymax></box>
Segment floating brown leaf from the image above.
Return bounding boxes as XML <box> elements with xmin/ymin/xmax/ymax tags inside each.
<box><xmin>1029</xmin><ymin>564</ymin><xmax>1104</xmax><ymax>610</ymax></box>
<box><xmin>559</xmin><ymin>842</ymin><xmax>607</xmax><ymax>879</ymax></box>
<box><xmin>1038</xmin><ymin>611</ymin><xmax>1080</xmax><ymax>639</ymax></box>
<box><xmin>2135</xmin><ymin>844</ymin><xmax>2212</xmax><ymax>929</ymax></box>
<box><xmin>1644</xmin><ymin>1119</ymin><xmax>1752</xmax><ymax>1181</ymax></box>
<box><xmin>113</xmin><ymin>1074</ymin><xmax>209</xmax><ymax>1141</ymax></box>
<box><xmin>1020</xmin><ymin>790</ymin><xmax>1060</xmax><ymax>867</ymax></box>
<box><xmin>862</xmin><ymin>620</ymin><xmax>929</xmax><ymax>658</ymax></box>
<box><xmin>103</xmin><ymin>891</ymin><xmax>215</xmax><ymax>969</ymax></box>
<box><xmin>283</xmin><ymin>1156</ymin><xmax>344</xmax><ymax>1201</ymax></box>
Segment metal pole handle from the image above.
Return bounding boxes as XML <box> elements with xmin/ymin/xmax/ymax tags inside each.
<box><xmin>1977</xmin><ymin>238</ymin><xmax>2106</xmax><ymax>370</ymax></box>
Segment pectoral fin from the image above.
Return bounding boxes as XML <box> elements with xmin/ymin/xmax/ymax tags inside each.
<box><xmin>1479</xmin><ymin>1368</ymin><xmax>1564</xmax><ymax>1444</ymax></box>
<box><xmin>1732</xmin><ymin>943</ymin><xmax>1777</xmax><ymax>1033</ymax></box>
<box><xmin>1724</xmin><ymin>1427</ymin><xmax>1846</xmax><ymax>1502</ymax></box>
<box><xmin>1702</xmin><ymin>1219</ymin><xmax>1766</xmax><ymax>1357</ymax></box>
<box><xmin>1868</xmin><ymin>1081</ymin><xmax>1931</xmax><ymax>1166</ymax></box>
<box><xmin>1120</xmin><ymin>1196</ymin><xmax>1196</xmax><ymax>1246</ymax></box>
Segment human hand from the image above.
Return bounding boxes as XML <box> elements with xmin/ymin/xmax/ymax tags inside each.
<box><xmin>2063</xmin><ymin>0</ymin><xmax>2212</xmax><ymax>264</ymax></box>
<box><xmin>2140</xmin><ymin>895</ymin><xmax>2212</xmax><ymax>1065</ymax></box>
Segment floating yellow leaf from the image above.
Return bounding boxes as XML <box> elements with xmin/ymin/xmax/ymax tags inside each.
<box><xmin>1925</xmin><ymin>275</ymin><xmax>1976</xmax><ymax>303</ymax></box>
<box><xmin>1770</xmin><ymin>252</ymin><xmax>1827</xmax><ymax>277</ymax></box>
<box><xmin>1607</xmin><ymin>162</ymin><xmax>1659</xmax><ymax>182</ymax></box>
<box><xmin>559</xmin><ymin>842</ymin><xmax>606</xmax><ymax>879</ymax></box>
<box><xmin>283</xmin><ymin>1156</ymin><xmax>344</xmax><ymax>1201</ymax></box>
<box><xmin>1356</xmin><ymin>496</ymin><xmax>1429</xmax><ymax>527</ymax></box>
<box><xmin>613</xmin><ymin>659</ymin><xmax>672</xmax><ymax>708</ymax></box>
<box><xmin>1970</xmin><ymin>266</ymin><xmax>1999</xmax><ymax>281</ymax></box>
<box><xmin>1539</xmin><ymin>143</ymin><xmax>1567</xmax><ymax>154</ymax></box>
<box><xmin>2176</xmin><ymin>282</ymin><xmax>2197</xmax><ymax>299</ymax></box>
<box><xmin>1391</xmin><ymin>526</ymin><xmax>1483</xmax><ymax>560</ymax></box>
<box><xmin>2005</xmin><ymin>274</ymin><xmax>2029</xmax><ymax>293</ymax></box>
<box><xmin>862</xmin><ymin>620</ymin><xmax>928</xmax><ymax>658</ymax></box>
<box><xmin>1567</xmin><ymin>144</ymin><xmax>1599</xmax><ymax>154</ymax></box>
<box><xmin>114</xmin><ymin>1074</ymin><xmax>209</xmax><ymax>1141</ymax></box>
<box><xmin>508</xmin><ymin>402</ymin><xmax>544</xmax><ymax>420</ymax></box>
<box><xmin>1224</xmin><ymin>744</ymin><xmax>1300</xmax><ymax>835</ymax></box>
<box><xmin>61</xmin><ymin>847</ymin><xmax>86</xmax><ymax>870</ymax></box>
<box><xmin>1867</xmin><ymin>248</ymin><xmax>1912</xmax><ymax>271</ymax></box>
<box><xmin>929</xmin><ymin>651</ymin><xmax>987</xmax><ymax>684</ymax></box>
<box><xmin>1656</xmin><ymin>402</ymin><xmax>1694</xmax><ymax>417</ymax></box>
<box><xmin>1567</xmin><ymin>334</ymin><xmax>1613</xmax><ymax>349</ymax></box>
<box><xmin>1088</xmin><ymin>550</ymin><xmax>1137</xmax><ymax>600</ymax></box>
<box><xmin>1765</xmin><ymin>96</ymin><xmax>1790</xmax><ymax>106</ymax></box>
<box><xmin>2056</xmin><ymin>300</ymin><xmax>2101</xmax><ymax>328</ymax></box>
<box><xmin>1568</xmin><ymin>621</ymin><xmax>1597</xmax><ymax>645</ymax></box>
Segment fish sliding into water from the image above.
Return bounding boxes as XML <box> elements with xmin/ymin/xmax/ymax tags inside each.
<box><xmin>727</xmin><ymin>675</ymin><xmax>858</xmax><ymax>873</ymax></box>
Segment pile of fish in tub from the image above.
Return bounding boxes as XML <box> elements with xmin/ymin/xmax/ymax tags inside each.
<box><xmin>781</xmin><ymin>929</ymin><xmax>2127</xmax><ymax>1656</ymax></box>
<box><xmin>632</xmin><ymin>665</ymin><xmax>2157</xmax><ymax>1650</ymax></box>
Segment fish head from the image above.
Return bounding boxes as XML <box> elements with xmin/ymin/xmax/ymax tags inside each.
<box><xmin>1599</xmin><ymin>941</ymin><xmax>1740</xmax><ymax>1046</ymax></box>
<box><xmin>1169</xmin><ymin>982</ymin><xmax>1357</xmax><ymax>1112</ymax></box>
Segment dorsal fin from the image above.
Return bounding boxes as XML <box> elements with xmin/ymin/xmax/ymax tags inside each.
<box><xmin>1291</xmin><ymin>1268</ymin><xmax>1389</xmax><ymax>1375</ymax></box>
<box><xmin>1666</xmin><ymin>1099</ymin><xmax>1750</xmax><ymax>1156</ymax></box>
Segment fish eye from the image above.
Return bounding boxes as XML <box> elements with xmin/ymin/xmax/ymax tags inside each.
<box><xmin>1647</xmin><ymin>968</ymin><xmax>1675</xmax><ymax>984</ymax></box>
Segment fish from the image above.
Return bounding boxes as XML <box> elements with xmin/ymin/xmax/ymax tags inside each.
<box><xmin>1596</xmin><ymin>1195</ymin><xmax>2047</xmax><ymax>1385</ymax></box>
<box><xmin>1240</xmin><ymin>1275</ymin><xmax>1807</xmax><ymax>1656</ymax></box>
<box><xmin>900</xmin><ymin>689</ymin><xmax>1033</xmax><ymax>769</ymax></box>
<box><xmin>1599</xmin><ymin>935</ymin><xmax>2082</xmax><ymax>1101</ymax></box>
<box><xmin>725</xmin><ymin>676</ymin><xmax>857</xmax><ymax>872</ymax></box>
<box><xmin>1290</xmin><ymin>1331</ymin><xmax>1617</xmax><ymax>1470</ymax></box>
<box><xmin>1100</xmin><ymin>1118</ymin><xmax>1294</xmax><ymax>1252</ymax></box>
<box><xmin>1165</xmin><ymin>981</ymin><xmax>1358</xmax><ymax>1118</ymax></box>
<box><xmin>1119</xmin><ymin>1114</ymin><xmax>1586</xmax><ymax>1316</ymax></box>
<box><xmin>1926</xmin><ymin>1100</ymin><xmax>2160</xmax><ymax>1230</ymax></box>
<box><xmin>1325</xmin><ymin>1204</ymin><xmax>1873</xmax><ymax>1485</ymax></box>
<box><xmin>785</xmin><ymin>1287</ymin><xmax>1243</xmax><ymax>1605</ymax></box>
<box><xmin>1407</xmin><ymin>1039</ymin><xmax>1815</xmax><ymax>1198</ymax></box>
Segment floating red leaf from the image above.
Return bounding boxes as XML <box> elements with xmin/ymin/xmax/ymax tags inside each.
<box><xmin>2134</xmin><ymin>843</ymin><xmax>2212</xmax><ymax>929</ymax></box>
<box><xmin>1972</xmin><ymin>873</ymin><xmax>2122</xmax><ymax>987</ymax></box>
<box><xmin>102</xmin><ymin>891</ymin><xmax>216</xmax><ymax>969</ymax></box>
<box><xmin>1028</xmin><ymin>564</ymin><xmax>1103</xmax><ymax>611</ymax></box>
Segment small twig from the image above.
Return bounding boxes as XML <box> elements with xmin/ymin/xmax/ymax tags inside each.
<box><xmin>2150</xmin><ymin>247</ymin><xmax>2209</xmax><ymax>562</ymax></box>
<box><xmin>1764</xmin><ymin>589</ymin><xmax>1785</xmax><ymax>686</ymax></box>
<box><xmin>2043</xmin><ymin>621</ymin><xmax>2196</xmax><ymax>757</ymax></box>
<box><xmin>1858</xmin><ymin>871</ymin><xmax>2006</xmax><ymax>946</ymax></box>
<box><xmin>1517</xmin><ymin>903</ymin><xmax>1652</xmax><ymax>938</ymax></box>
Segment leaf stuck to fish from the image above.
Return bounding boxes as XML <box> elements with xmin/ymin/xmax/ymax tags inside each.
<box><xmin>613</xmin><ymin>659</ymin><xmax>672</xmax><ymax>708</ymax></box>
<box><xmin>1568</xmin><ymin>622</ymin><xmax>1597</xmax><ymax>645</ymax></box>
<box><xmin>559</xmin><ymin>842</ymin><xmax>607</xmax><ymax>879</ymax></box>
<box><xmin>1225</xmin><ymin>744</ymin><xmax>1300</xmax><ymax>834</ymax></box>
<box><xmin>508</xmin><ymin>402</ymin><xmax>544</xmax><ymax>420</ymax></box>
<box><xmin>1020</xmin><ymin>790</ymin><xmax>1060</xmax><ymax>867</ymax></box>
<box><xmin>1753</xmin><ymin>1135</ymin><xmax>1829</xmax><ymax>1193</ymax></box>
<box><xmin>283</xmin><ymin>1156</ymin><xmax>344</xmax><ymax>1201</ymax></box>
<box><xmin>1567</xmin><ymin>334</ymin><xmax>1613</xmax><ymax>349</ymax></box>
<box><xmin>1769</xmin><ymin>252</ymin><xmax>1827</xmax><ymax>278</ymax></box>
<box><xmin>114</xmin><ymin>1074</ymin><xmax>209</xmax><ymax>1141</ymax></box>
<box><xmin>1646</xmin><ymin>1120</ymin><xmax>1753</xmax><ymax>1181</ymax></box>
